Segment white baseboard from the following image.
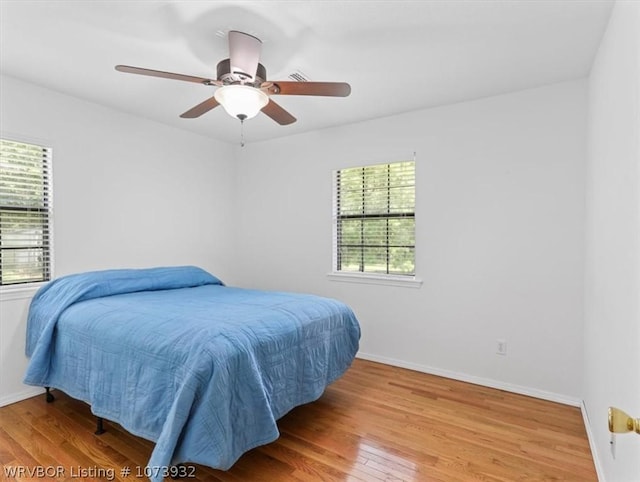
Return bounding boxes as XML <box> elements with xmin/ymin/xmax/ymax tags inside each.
<box><xmin>356</xmin><ymin>351</ymin><xmax>582</xmax><ymax>407</ymax></box>
<box><xmin>0</xmin><ymin>387</ymin><xmax>44</xmax><ymax>408</ymax></box>
<box><xmin>581</xmin><ymin>400</ymin><xmax>606</xmax><ymax>482</ymax></box>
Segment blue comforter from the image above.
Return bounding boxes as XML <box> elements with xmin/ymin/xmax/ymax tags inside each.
<box><xmin>24</xmin><ymin>266</ymin><xmax>360</xmax><ymax>479</ymax></box>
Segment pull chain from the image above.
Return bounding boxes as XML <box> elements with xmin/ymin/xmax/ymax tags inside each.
<box><xmin>237</xmin><ymin>114</ymin><xmax>247</xmax><ymax>148</ymax></box>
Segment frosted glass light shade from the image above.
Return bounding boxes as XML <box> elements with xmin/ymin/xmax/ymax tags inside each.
<box><xmin>214</xmin><ymin>85</ymin><xmax>269</xmax><ymax>120</ymax></box>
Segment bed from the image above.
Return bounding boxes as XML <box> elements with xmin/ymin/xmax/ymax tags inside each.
<box><xmin>23</xmin><ymin>266</ymin><xmax>360</xmax><ymax>480</ymax></box>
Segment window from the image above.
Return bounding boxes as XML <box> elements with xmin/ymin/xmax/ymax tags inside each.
<box><xmin>333</xmin><ymin>160</ymin><xmax>415</xmax><ymax>277</ymax></box>
<box><xmin>0</xmin><ymin>138</ymin><xmax>53</xmax><ymax>286</ymax></box>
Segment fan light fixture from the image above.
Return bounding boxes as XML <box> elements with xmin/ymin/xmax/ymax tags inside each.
<box><xmin>214</xmin><ymin>85</ymin><xmax>268</xmax><ymax>120</ymax></box>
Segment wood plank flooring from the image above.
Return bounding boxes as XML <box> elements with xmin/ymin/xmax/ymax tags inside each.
<box><xmin>0</xmin><ymin>359</ymin><xmax>596</xmax><ymax>481</ymax></box>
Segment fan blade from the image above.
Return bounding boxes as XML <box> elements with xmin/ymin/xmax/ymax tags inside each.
<box><xmin>180</xmin><ymin>96</ymin><xmax>220</xmax><ymax>118</ymax></box>
<box><xmin>228</xmin><ymin>31</ymin><xmax>262</xmax><ymax>81</ymax></box>
<box><xmin>115</xmin><ymin>65</ymin><xmax>217</xmax><ymax>85</ymax></box>
<box><xmin>261</xmin><ymin>99</ymin><xmax>296</xmax><ymax>125</ymax></box>
<box><xmin>269</xmin><ymin>81</ymin><xmax>351</xmax><ymax>97</ymax></box>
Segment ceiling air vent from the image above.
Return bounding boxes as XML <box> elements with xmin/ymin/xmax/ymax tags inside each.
<box><xmin>288</xmin><ymin>70</ymin><xmax>309</xmax><ymax>82</ymax></box>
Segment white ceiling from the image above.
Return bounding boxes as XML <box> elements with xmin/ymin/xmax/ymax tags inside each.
<box><xmin>0</xmin><ymin>1</ymin><xmax>614</xmax><ymax>145</ymax></box>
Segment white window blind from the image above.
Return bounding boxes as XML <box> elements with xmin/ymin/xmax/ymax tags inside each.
<box><xmin>0</xmin><ymin>138</ymin><xmax>53</xmax><ymax>285</ymax></box>
<box><xmin>333</xmin><ymin>160</ymin><xmax>415</xmax><ymax>276</ymax></box>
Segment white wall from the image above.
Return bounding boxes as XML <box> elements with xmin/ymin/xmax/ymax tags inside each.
<box><xmin>584</xmin><ymin>1</ymin><xmax>640</xmax><ymax>480</ymax></box>
<box><xmin>0</xmin><ymin>75</ymin><xmax>237</xmax><ymax>405</ymax></box>
<box><xmin>235</xmin><ymin>80</ymin><xmax>587</xmax><ymax>401</ymax></box>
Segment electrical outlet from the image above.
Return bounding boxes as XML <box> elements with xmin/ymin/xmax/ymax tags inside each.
<box><xmin>496</xmin><ymin>339</ymin><xmax>507</xmax><ymax>355</ymax></box>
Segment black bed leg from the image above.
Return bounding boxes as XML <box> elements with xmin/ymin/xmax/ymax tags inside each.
<box><xmin>95</xmin><ymin>417</ymin><xmax>106</xmax><ymax>435</ymax></box>
<box><xmin>45</xmin><ymin>387</ymin><xmax>55</xmax><ymax>403</ymax></box>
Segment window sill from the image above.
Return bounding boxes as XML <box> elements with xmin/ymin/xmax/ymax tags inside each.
<box><xmin>0</xmin><ymin>282</ymin><xmax>46</xmax><ymax>301</ymax></box>
<box><xmin>327</xmin><ymin>272</ymin><xmax>423</xmax><ymax>288</ymax></box>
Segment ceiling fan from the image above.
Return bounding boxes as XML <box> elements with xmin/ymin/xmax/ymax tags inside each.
<box><xmin>115</xmin><ymin>31</ymin><xmax>351</xmax><ymax>126</ymax></box>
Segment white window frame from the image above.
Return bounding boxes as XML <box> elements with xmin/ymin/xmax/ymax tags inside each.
<box><xmin>329</xmin><ymin>159</ymin><xmax>421</xmax><ymax>288</ymax></box>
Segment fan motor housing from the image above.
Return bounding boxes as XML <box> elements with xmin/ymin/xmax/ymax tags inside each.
<box><xmin>217</xmin><ymin>59</ymin><xmax>266</xmax><ymax>86</ymax></box>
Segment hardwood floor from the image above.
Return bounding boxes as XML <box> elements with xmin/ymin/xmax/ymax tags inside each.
<box><xmin>0</xmin><ymin>359</ymin><xmax>596</xmax><ymax>481</ymax></box>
